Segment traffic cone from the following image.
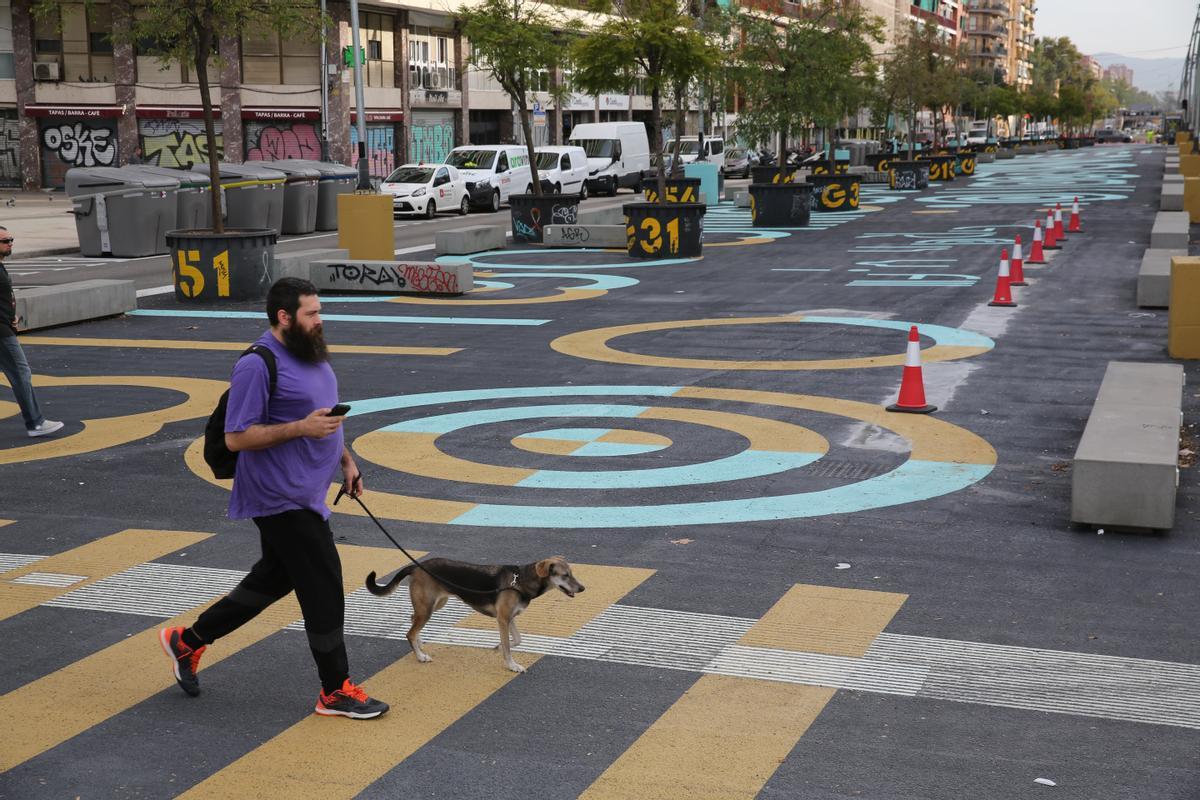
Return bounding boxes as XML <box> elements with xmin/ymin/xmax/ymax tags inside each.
<box><xmin>1028</xmin><ymin>220</ymin><xmax>1046</xmax><ymax>264</ymax></box>
<box><xmin>988</xmin><ymin>248</ymin><xmax>1017</xmax><ymax>307</ymax></box>
<box><xmin>1010</xmin><ymin>235</ymin><xmax>1027</xmax><ymax>286</ymax></box>
<box><xmin>1043</xmin><ymin>209</ymin><xmax>1060</xmax><ymax>249</ymax></box>
<box><xmin>886</xmin><ymin>325</ymin><xmax>937</xmax><ymax>414</ymax></box>
<box><xmin>1068</xmin><ymin>196</ymin><xmax>1082</xmax><ymax>233</ymax></box>
<box><xmin>1054</xmin><ymin>202</ymin><xmax>1066</xmax><ymax>240</ymax></box>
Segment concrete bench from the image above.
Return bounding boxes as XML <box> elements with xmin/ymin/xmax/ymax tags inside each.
<box><xmin>1015</xmin><ymin>145</ymin><xmax>1038</xmax><ymax>155</ymax></box>
<box><xmin>1071</xmin><ymin>361</ymin><xmax>1184</xmax><ymax>531</ymax></box>
<box><xmin>272</xmin><ymin>248</ymin><xmax>349</xmax><ymax>282</ymax></box>
<box><xmin>735</xmin><ymin>192</ymin><xmax>751</xmax><ymax>208</ymax></box>
<box><xmin>310</xmin><ymin>259</ymin><xmax>472</xmax><ymax>295</ymax></box>
<box><xmin>1151</xmin><ymin>211</ymin><xmax>1190</xmax><ymax>249</ymax></box>
<box><xmin>1163</xmin><ymin>183</ymin><xmax>1184</xmax><ymax>211</ymax></box>
<box><xmin>577</xmin><ymin>205</ymin><xmax>624</xmax><ymax>226</ymax></box>
<box><xmin>1165</xmin><ymin>173</ymin><xmax>1185</xmax><ymax>185</ymax></box>
<box><xmin>435</xmin><ymin>225</ymin><xmax>506</xmax><ymax>256</ymax></box>
<box><xmin>976</xmin><ymin>151</ymin><xmax>996</xmax><ymax>163</ymax></box>
<box><xmin>1137</xmin><ymin>249</ymin><xmax>1187</xmax><ymax>308</ymax></box>
<box><xmin>995</xmin><ymin>149</ymin><xmax>1016</xmax><ymax>160</ymax></box>
<box><xmin>15</xmin><ymin>279</ymin><xmax>136</xmax><ymax>332</ymax></box>
<box><xmin>542</xmin><ymin>224</ymin><xmax>626</xmax><ymax>248</ymax></box>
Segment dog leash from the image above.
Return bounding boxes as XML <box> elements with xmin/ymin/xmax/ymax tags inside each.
<box><xmin>335</xmin><ymin>483</ymin><xmax>518</xmax><ymax>597</ymax></box>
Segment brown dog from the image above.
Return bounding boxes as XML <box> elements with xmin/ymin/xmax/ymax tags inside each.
<box><xmin>366</xmin><ymin>556</ymin><xmax>585</xmax><ymax>673</ymax></box>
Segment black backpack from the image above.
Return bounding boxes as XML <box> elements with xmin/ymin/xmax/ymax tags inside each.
<box><xmin>204</xmin><ymin>345</ymin><xmax>278</xmax><ymax>479</ymax></box>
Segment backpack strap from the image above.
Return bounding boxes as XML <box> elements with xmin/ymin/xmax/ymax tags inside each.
<box><xmin>242</xmin><ymin>344</ymin><xmax>278</xmax><ymax>397</ymax></box>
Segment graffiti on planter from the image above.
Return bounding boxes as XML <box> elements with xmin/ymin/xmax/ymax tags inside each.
<box><xmin>556</xmin><ymin>225</ymin><xmax>590</xmax><ymax>243</ymax></box>
<box><xmin>140</xmin><ymin>119</ymin><xmax>224</xmax><ymax>169</ymax></box>
<box><xmin>551</xmin><ymin>204</ymin><xmax>578</xmax><ymax>225</ymax></box>
<box><xmin>245</xmin><ymin>122</ymin><xmax>321</xmax><ymax>162</ymax></box>
<box><xmin>324</xmin><ymin>262</ymin><xmax>460</xmax><ymax>294</ymax></box>
<box><xmin>512</xmin><ymin>218</ymin><xmax>537</xmax><ymax>240</ymax></box>
<box><xmin>42</xmin><ymin>121</ymin><xmax>116</xmax><ymax>167</ymax></box>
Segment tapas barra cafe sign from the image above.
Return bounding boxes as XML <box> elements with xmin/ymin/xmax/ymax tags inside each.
<box><xmin>25</xmin><ymin>105</ymin><xmax>124</xmax><ymax>118</ymax></box>
<box><xmin>241</xmin><ymin>108</ymin><xmax>321</xmax><ymax>121</ymax></box>
<box><xmin>411</xmin><ymin>89</ymin><xmax>462</xmax><ymax>106</ymax></box>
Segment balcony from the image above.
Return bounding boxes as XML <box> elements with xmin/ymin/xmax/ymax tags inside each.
<box><xmin>968</xmin><ymin>1</ymin><xmax>1008</xmax><ymax>15</ymax></box>
<box><xmin>970</xmin><ymin>25</ymin><xmax>1008</xmax><ymax>38</ymax></box>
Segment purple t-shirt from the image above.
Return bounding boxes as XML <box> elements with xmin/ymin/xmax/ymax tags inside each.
<box><xmin>225</xmin><ymin>332</ymin><xmax>343</xmax><ymax>520</ymax></box>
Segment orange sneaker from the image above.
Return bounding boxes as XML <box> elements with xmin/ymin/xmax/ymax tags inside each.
<box><xmin>159</xmin><ymin>626</ymin><xmax>205</xmax><ymax>697</ymax></box>
<box><xmin>315</xmin><ymin>679</ymin><xmax>389</xmax><ymax>719</ymax></box>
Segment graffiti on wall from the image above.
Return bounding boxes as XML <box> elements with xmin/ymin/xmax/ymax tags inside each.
<box><xmin>40</xmin><ymin>119</ymin><xmax>118</xmax><ymax>187</ymax></box>
<box><xmin>409</xmin><ymin>115</ymin><xmax>454</xmax><ymax>165</ymax></box>
<box><xmin>245</xmin><ymin>122</ymin><xmax>321</xmax><ymax>162</ymax></box>
<box><xmin>350</xmin><ymin>125</ymin><xmax>397</xmax><ymax>179</ymax></box>
<box><xmin>0</xmin><ymin>116</ymin><xmax>19</xmax><ymax>186</ymax></box>
<box><xmin>140</xmin><ymin>119</ymin><xmax>224</xmax><ymax>169</ymax></box>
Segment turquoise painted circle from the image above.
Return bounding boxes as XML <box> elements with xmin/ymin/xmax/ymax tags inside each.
<box><xmin>436</xmin><ymin>249</ymin><xmax>699</xmax><ymax>270</ymax></box>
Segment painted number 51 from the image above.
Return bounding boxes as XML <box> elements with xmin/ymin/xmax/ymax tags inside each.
<box><xmin>176</xmin><ymin>249</ymin><xmax>231</xmax><ymax>298</ymax></box>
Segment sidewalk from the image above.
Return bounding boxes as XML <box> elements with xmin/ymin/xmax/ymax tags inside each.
<box><xmin>0</xmin><ymin>191</ymin><xmax>81</xmax><ymax>258</ymax></box>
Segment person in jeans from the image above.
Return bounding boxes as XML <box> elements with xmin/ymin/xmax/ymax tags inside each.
<box><xmin>160</xmin><ymin>277</ymin><xmax>388</xmax><ymax>719</ymax></box>
<box><xmin>0</xmin><ymin>228</ymin><xmax>63</xmax><ymax>438</ymax></box>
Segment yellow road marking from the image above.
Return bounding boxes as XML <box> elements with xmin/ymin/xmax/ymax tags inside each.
<box><xmin>18</xmin><ymin>337</ymin><xmax>461</xmax><ymax>357</ymax></box>
<box><xmin>511</xmin><ymin>435</ymin><xmax>588</xmax><ymax>455</ymax></box>
<box><xmin>0</xmin><ymin>528</ymin><xmax>209</xmax><ymax>621</ymax></box>
<box><xmin>0</xmin><ymin>519</ymin><xmax>12</xmax><ymax>528</ymax></box>
<box><xmin>0</xmin><ymin>543</ymin><xmax>411</xmax><ymax>772</ymax></box>
<box><xmin>738</xmin><ymin>584</ymin><xmax>907</xmax><ymax>657</ymax></box>
<box><xmin>184</xmin><ymin>562</ymin><xmax>652</xmax><ymax>799</ymax></box>
<box><xmin>580</xmin><ymin>584</ymin><xmax>906</xmax><ymax>800</ymax></box>
<box><xmin>638</xmin><ymin>407</ymin><xmax>827</xmax><ymax>454</ymax></box>
<box><xmin>352</xmin><ymin>430</ymin><xmax>536</xmax><ymax>486</ymax></box>
<box><xmin>0</xmin><ymin>375</ymin><xmax>226</xmax><ymax>466</ymax></box>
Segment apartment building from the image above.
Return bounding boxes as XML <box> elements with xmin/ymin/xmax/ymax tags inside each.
<box><xmin>963</xmin><ymin>0</ymin><xmax>1033</xmax><ymax>89</ymax></box>
<box><xmin>1104</xmin><ymin>63</ymin><xmax>1134</xmax><ymax>85</ymax></box>
<box><xmin>906</xmin><ymin>0</ymin><xmax>964</xmax><ymax>44</ymax></box>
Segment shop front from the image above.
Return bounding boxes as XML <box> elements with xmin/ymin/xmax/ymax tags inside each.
<box><xmin>351</xmin><ymin>111</ymin><xmax>403</xmax><ymax>179</ymax></box>
<box><xmin>27</xmin><ymin>104</ymin><xmax>123</xmax><ymax>189</ymax></box>
<box><xmin>136</xmin><ymin>107</ymin><xmax>223</xmax><ymax>169</ymax></box>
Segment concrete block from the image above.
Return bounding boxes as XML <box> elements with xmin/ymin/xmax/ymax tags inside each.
<box><xmin>995</xmin><ymin>149</ymin><xmax>1016</xmax><ymax>160</ymax></box>
<box><xmin>542</xmin><ymin>224</ymin><xmax>627</xmax><ymax>248</ymax></box>
<box><xmin>272</xmin><ymin>248</ymin><xmax>349</xmax><ymax>281</ymax></box>
<box><xmin>1170</xmin><ymin>258</ymin><xmax>1200</xmax><ymax>357</ymax></box>
<box><xmin>1015</xmin><ymin>145</ymin><xmax>1038</xmax><ymax>155</ymax></box>
<box><xmin>15</xmin><ymin>279</ymin><xmax>136</xmax><ymax>332</ymax></box>
<box><xmin>1166</xmin><ymin>158</ymin><xmax>1180</xmax><ymax>171</ymax></box>
<box><xmin>434</xmin><ymin>225</ymin><xmax>506</xmax><ymax>256</ymax></box>
<box><xmin>735</xmin><ymin>192</ymin><xmax>750</xmax><ymax>208</ymax></box>
<box><xmin>1072</xmin><ymin>405</ymin><xmax>1180</xmax><ymax>530</ymax></box>
<box><xmin>1136</xmin><ymin>249</ymin><xmax>1186</xmax><ymax>308</ymax></box>
<box><xmin>576</xmin><ymin>205</ymin><xmax>624</xmax><ymax>226</ymax></box>
<box><xmin>1181</xmin><ymin>154</ymin><xmax>1200</xmax><ymax>177</ymax></box>
<box><xmin>847</xmin><ymin>165</ymin><xmax>871</xmax><ymax>175</ymax></box>
<box><xmin>1165</xmin><ymin>173</ymin><xmax>1184</xmax><ymax>184</ymax></box>
<box><xmin>1169</xmin><ymin>322</ymin><xmax>1200</xmax><ymax>358</ymax></box>
<box><xmin>1163</xmin><ymin>183</ymin><xmax>1184</xmax><ymax>211</ymax></box>
<box><xmin>1094</xmin><ymin>362</ymin><xmax>1184</xmax><ymax>411</ymax></box>
<box><xmin>1185</xmin><ymin>178</ymin><xmax>1200</xmax><ymax>222</ymax></box>
<box><xmin>310</xmin><ymin>259</ymin><xmax>472</xmax><ymax>295</ymax></box>
<box><xmin>976</xmin><ymin>151</ymin><xmax>996</xmax><ymax>163</ymax></box>
<box><xmin>1150</xmin><ymin>212</ymin><xmax>1190</xmax><ymax>249</ymax></box>
<box><xmin>336</xmin><ymin>194</ymin><xmax>394</xmax><ymax>260</ymax></box>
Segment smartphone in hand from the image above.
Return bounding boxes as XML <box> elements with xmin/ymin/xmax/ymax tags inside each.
<box><xmin>329</xmin><ymin>403</ymin><xmax>351</xmax><ymax>417</ymax></box>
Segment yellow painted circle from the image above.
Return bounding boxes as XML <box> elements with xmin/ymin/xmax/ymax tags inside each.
<box><xmin>511</xmin><ymin>429</ymin><xmax>673</xmax><ymax>456</ymax></box>
<box><xmin>550</xmin><ymin>316</ymin><xmax>993</xmax><ymax>371</ymax></box>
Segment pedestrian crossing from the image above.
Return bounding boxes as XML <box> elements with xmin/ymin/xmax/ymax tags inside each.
<box><xmin>3</xmin><ymin>529</ymin><xmax>1200</xmax><ymax>796</ymax></box>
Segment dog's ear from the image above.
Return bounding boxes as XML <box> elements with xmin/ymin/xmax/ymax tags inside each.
<box><xmin>535</xmin><ymin>559</ymin><xmax>551</xmax><ymax>578</ymax></box>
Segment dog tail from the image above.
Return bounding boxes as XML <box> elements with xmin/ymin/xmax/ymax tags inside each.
<box><xmin>365</xmin><ymin>563</ymin><xmax>417</xmax><ymax>596</ymax></box>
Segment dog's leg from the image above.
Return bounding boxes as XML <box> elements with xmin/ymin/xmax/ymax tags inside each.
<box><xmin>507</xmin><ymin>618</ymin><xmax>522</xmax><ymax>648</ymax></box>
<box><xmin>407</xmin><ymin>580</ymin><xmax>436</xmax><ymax>663</ymax></box>
<box><xmin>495</xmin><ymin>595</ymin><xmax>525</xmax><ymax>673</ymax></box>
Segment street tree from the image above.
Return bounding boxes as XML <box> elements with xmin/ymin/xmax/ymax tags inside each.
<box><xmin>878</xmin><ymin>20</ymin><xmax>945</xmax><ymax>160</ymax></box>
<box><xmin>457</xmin><ymin>0</ymin><xmax>570</xmax><ymax>197</ymax></box>
<box><xmin>34</xmin><ymin>0</ymin><xmax>318</xmax><ymax>233</ymax></box>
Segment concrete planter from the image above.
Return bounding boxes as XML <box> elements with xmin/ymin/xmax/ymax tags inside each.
<box><xmin>509</xmin><ymin>193</ymin><xmax>582</xmax><ymax>244</ymax></box>
<box><xmin>750</xmin><ymin>165</ymin><xmax>798</xmax><ymax>185</ymax></box>
<box><xmin>807</xmin><ymin>174</ymin><xmax>861</xmax><ymax>212</ymax></box>
<box><xmin>168</xmin><ymin>228</ymin><xmax>277</xmax><ymax>303</ymax></box>
<box><xmin>623</xmin><ymin>201</ymin><xmax>705</xmax><ymax>258</ymax></box>
<box><xmin>748</xmin><ymin>182</ymin><xmax>812</xmax><ymax>227</ymax></box>
<box><xmin>889</xmin><ymin>161</ymin><xmax>929</xmax><ymax>190</ymax></box>
<box><xmin>641</xmin><ymin>176</ymin><xmax>702</xmax><ymax>204</ymax></box>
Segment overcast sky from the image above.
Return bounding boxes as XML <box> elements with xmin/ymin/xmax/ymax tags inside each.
<box><xmin>1034</xmin><ymin>0</ymin><xmax>1196</xmax><ymax>56</ymax></box>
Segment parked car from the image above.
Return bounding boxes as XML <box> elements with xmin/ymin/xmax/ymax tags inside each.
<box><xmin>1094</xmin><ymin>128</ymin><xmax>1133</xmax><ymax>143</ymax></box>
<box><xmin>444</xmin><ymin>145</ymin><xmax>533</xmax><ymax>211</ymax></box>
<box><xmin>966</xmin><ymin>121</ymin><xmax>990</xmax><ymax>146</ymax></box>
<box><xmin>569</xmin><ymin>121</ymin><xmax>651</xmax><ymax>196</ymax></box>
<box><xmin>379</xmin><ymin>163</ymin><xmax>469</xmax><ymax>219</ymax></box>
<box><xmin>533</xmin><ymin>145</ymin><xmax>590</xmax><ymax>198</ymax></box>
<box><xmin>664</xmin><ymin>136</ymin><xmax>725</xmax><ymax>167</ymax></box>
<box><xmin>722</xmin><ymin>147</ymin><xmax>751</xmax><ymax>178</ymax></box>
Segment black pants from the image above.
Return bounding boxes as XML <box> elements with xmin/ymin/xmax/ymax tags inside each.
<box><xmin>189</xmin><ymin>509</ymin><xmax>349</xmax><ymax>694</ymax></box>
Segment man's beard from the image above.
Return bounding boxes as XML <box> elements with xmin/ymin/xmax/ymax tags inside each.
<box><xmin>282</xmin><ymin>321</ymin><xmax>329</xmax><ymax>363</ymax></box>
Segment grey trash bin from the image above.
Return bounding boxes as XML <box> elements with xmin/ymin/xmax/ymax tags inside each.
<box><xmin>125</xmin><ymin>165</ymin><xmax>212</xmax><ymax>230</ymax></box>
<box><xmin>273</xmin><ymin>159</ymin><xmax>357</xmax><ymax>230</ymax></box>
<box><xmin>198</xmin><ymin>162</ymin><xmax>286</xmax><ymax>233</ymax></box>
<box><xmin>66</xmin><ymin>166</ymin><xmax>179</xmax><ymax>257</ymax></box>
<box><xmin>266</xmin><ymin>161</ymin><xmax>319</xmax><ymax>234</ymax></box>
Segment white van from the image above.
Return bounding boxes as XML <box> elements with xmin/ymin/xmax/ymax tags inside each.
<box><xmin>444</xmin><ymin>145</ymin><xmax>533</xmax><ymax>212</ymax></box>
<box><xmin>534</xmin><ymin>145</ymin><xmax>590</xmax><ymax>198</ymax></box>
<box><xmin>664</xmin><ymin>136</ymin><xmax>724</xmax><ymax>168</ymax></box>
<box><xmin>568</xmin><ymin>122</ymin><xmax>651</xmax><ymax>196</ymax></box>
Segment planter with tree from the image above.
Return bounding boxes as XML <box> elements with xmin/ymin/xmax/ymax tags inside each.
<box><xmin>573</xmin><ymin>0</ymin><xmax>718</xmax><ymax>257</ymax></box>
<box><xmin>878</xmin><ymin>21</ymin><xmax>943</xmax><ymax>190</ymax></box>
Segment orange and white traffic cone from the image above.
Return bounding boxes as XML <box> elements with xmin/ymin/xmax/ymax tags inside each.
<box><xmin>1028</xmin><ymin>220</ymin><xmax>1046</xmax><ymax>263</ymax></box>
<box><xmin>1010</xmin><ymin>235</ymin><xmax>1027</xmax><ymax>286</ymax></box>
<box><xmin>886</xmin><ymin>325</ymin><xmax>937</xmax><ymax>414</ymax></box>
<box><xmin>1068</xmin><ymin>196</ymin><xmax>1082</xmax><ymax>233</ymax></box>
<box><xmin>988</xmin><ymin>248</ymin><xmax>1017</xmax><ymax>307</ymax></box>
<box><xmin>1043</xmin><ymin>209</ymin><xmax>1060</xmax><ymax>250</ymax></box>
<box><xmin>1054</xmin><ymin>202</ymin><xmax>1067</xmax><ymax>240</ymax></box>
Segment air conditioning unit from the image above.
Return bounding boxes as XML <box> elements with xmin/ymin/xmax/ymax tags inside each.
<box><xmin>34</xmin><ymin>61</ymin><xmax>60</xmax><ymax>81</ymax></box>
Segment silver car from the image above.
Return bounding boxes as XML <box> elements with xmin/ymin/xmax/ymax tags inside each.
<box><xmin>723</xmin><ymin>147</ymin><xmax>751</xmax><ymax>178</ymax></box>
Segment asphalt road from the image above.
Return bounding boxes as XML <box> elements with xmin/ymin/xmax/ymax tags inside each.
<box><xmin>1</xmin><ymin>145</ymin><xmax>1197</xmax><ymax>800</ymax></box>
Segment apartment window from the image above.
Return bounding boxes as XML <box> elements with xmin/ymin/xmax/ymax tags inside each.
<box><xmin>359</xmin><ymin>13</ymin><xmax>394</xmax><ymax>88</ymax></box>
<box><xmin>240</xmin><ymin>31</ymin><xmax>319</xmax><ymax>85</ymax></box>
<box><xmin>409</xmin><ymin>29</ymin><xmax>454</xmax><ymax>91</ymax></box>
<box><xmin>35</xmin><ymin>3</ymin><xmax>113</xmax><ymax>81</ymax></box>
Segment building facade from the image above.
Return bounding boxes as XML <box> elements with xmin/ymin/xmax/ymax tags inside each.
<box><xmin>1104</xmin><ymin>63</ymin><xmax>1134</xmax><ymax>85</ymax></box>
<box><xmin>963</xmin><ymin>0</ymin><xmax>1033</xmax><ymax>90</ymax></box>
<box><xmin>906</xmin><ymin>0</ymin><xmax>964</xmax><ymax>44</ymax></box>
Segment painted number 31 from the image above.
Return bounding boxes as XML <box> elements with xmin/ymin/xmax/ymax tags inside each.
<box><xmin>627</xmin><ymin>217</ymin><xmax>681</xmax><ymax>255</ymax></box>
<box><xmin>177</xmin><ymin>249</ymin><xmax>231</xmax><ymax>298</ymax></box>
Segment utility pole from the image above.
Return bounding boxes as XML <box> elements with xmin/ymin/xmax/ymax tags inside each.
<box><xmin>349</xmin><ymin>0</ymin><xmax>371</xmax><ymax>190</ymax></box>
<box><xmin>319</xmin><ymin>0</ymin><xmax>330</xmax><ymax>161</ymax></box>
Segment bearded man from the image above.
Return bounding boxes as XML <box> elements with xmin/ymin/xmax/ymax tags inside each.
<box><xmin>159</xmin><ymin>277</ymin><xmax>388</xmax><ymax>720</ymax></box>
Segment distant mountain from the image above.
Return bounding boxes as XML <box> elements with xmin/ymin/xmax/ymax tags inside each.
<box><xmin>1092</xmin><ymin>52</ymin><xmax>1185</xmax><ymax>94</ymax></box>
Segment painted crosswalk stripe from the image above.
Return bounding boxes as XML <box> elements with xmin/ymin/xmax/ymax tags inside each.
<box><xmin>0</xmin><ymin>543</ymin><xmax>410</xmax><ymax>772</ymax></box>
<box><xmin>578</xmin><ymin>585</ymin><xmax>906</xmax><ymax>799</ymax></box>
<box><xmin>181</xmin><ymin>562</ymin><xmax>654</xmax><ymax>798</ymax></box>
<box><xmin>18</xmin><ymin>336</ymin><xmax>462</xmax><ymax>357</ymax></box>
<box><xmin>0</xmin><ymin>528</ymin><xmax>210</xmax><ymax>623</ymax></box>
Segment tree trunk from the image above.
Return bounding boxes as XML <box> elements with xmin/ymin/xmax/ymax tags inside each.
<box><xmin>517</xmin><ymin>90</ymin><xmax>541</xmax><ymax>197</ymax></box>
<box><xmin>777</xmin><ymin>122</ymin><xmax>788</xmax><ymax>183</ymax></box>
<box><xmin>651</xmin><ymin>86</ymin><xmax>666</xmax><ymax>205</ymax></box>
<box><xmin>907</xmin><ymin>107</ymin><xmax>915</xmax><ymax>161</ymax></box>
<box><xmin>196</xmin><ymin>29</ymin><xmax>222</xmax><ymax>233</ymax></box>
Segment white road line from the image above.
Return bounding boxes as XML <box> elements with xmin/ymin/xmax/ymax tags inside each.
<box><xmin>20</xmin><ymin>556</ymin><xmax>1200</xmax><ymax>730</ymax></box>
<box><xmin>135</xmin><ymin>285</ymin><xmax>175</xmax><ymax>298</ymax></box>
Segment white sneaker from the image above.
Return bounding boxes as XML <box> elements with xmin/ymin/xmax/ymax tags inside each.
<box><xmin>27</xmin><ymin>420</ymin><xmax>64</xmax><ymax>438</ymax></box>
